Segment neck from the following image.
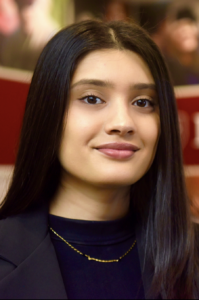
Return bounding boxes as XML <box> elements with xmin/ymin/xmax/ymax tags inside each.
<box><xmin>49</xmin><ymin>174</ymin><xmax>131</xmax><ymax>221</ymax></box>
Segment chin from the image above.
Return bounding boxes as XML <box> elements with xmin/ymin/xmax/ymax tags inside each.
<box><xmin>92</xmin><ymin>175</ymin><xmax>141</xmax><ymax>188</ymax></box>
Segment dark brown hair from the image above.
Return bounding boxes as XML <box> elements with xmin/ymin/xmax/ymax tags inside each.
<box><xmin>1</xmin><ymin>20</ymin><xmax>198</xmax><ymax>298</ymax></box>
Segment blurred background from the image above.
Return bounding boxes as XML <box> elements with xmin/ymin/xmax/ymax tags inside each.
<box><xmin>2</xmin><ymin>0</ymin><xmax>199</xmax><ymax>84</ymax></box>
<box><xmin>0</xmin><ymin>0</ymin><xmax>199</xmax><ymax>220</ymax></box>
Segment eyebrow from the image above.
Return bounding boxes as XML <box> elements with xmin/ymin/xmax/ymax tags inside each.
<box><xmin>132</xmin><ymin>83</ymin><xmax>157</xmax><ymax>91</ymax></box>
<box><xmin>71</xmin><ymin>79</ymin><xmax>114</xmax><ymax>89</ymax></box>
<box><xmin>71</xmin><ymin>79</ymin><xmax>157</xmax><ymax>91</ymax></box>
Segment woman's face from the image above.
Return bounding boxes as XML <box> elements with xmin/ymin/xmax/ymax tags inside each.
<box><xmin>167</xmin><ymin>19</ymin><xmax>199</xmax><ymax>53</ymax></box>
<box><xmin>59</xmin><ymin>49</ymin><xmax>160</xmax><ymax>188</ymax></box>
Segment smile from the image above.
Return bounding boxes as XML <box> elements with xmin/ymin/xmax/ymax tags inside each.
<box><xmin>95</xmin><ymin>143</ymin><xmax>140</xmax><ymax>159</ymax></box>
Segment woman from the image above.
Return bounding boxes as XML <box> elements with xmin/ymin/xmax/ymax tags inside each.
<box><xmin>0</xmin><ymin>20</ymin><xmax>198</xmax><ymax>299</ymax></box>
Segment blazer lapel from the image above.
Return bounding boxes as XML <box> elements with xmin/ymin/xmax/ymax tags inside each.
<box><xmin>0</xmin><ymin>205</ymin><xmax>67</xmax><ymax>299</ymax></box>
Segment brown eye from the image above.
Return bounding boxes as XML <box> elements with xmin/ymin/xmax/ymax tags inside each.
<box><xmin>82</xmin><ymin>95</ymin><xmax>103</xmax><ymax>105</ymax></box>
<box><xmin>133</xmin><ymin>99</ymin><xmax>152</xmax><ymax>108</ymax></box>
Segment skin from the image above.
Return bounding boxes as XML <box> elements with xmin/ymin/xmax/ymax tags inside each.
<box><xmin>166</xmin><ymin>19</ymin><xmax>199</xmax><ymax>66</ymax></box>
<box><xmin>50</xmin><ymin>49</ymin><xmax>160</xmax><ymax>221</ymax></box>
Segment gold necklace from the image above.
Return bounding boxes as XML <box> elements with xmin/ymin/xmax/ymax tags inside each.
<box><xmin>50</xmin><ymin>227</ymin><xmax>136</xmax><ymax>263</ymax></box>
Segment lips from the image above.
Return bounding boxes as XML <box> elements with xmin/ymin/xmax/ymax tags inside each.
<box><xmin>95</xmin><ymin>143</ymin><xmax>140</xmax><ymax>159</ymax></box>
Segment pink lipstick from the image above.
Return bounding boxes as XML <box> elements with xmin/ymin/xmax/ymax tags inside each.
<box><xmin>96</xmin><ymin>143</ymin><xmax>139</xmax><ymax>159</ymax></box>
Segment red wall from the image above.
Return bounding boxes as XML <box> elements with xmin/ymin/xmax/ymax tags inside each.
<box><xmin>0</xmin><ymin>78</ymin><xmax>29</xmax><ymax>164</ymax></box>
<box><xmin>177</xmin><ymin>96</ymin><xmax>199</xmax><ymax>165</ymax></box>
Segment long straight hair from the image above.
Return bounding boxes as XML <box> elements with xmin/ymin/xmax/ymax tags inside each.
<box><xmin>0</xmin><ymin>20</ymin><xmax>198</xmax><ymax>298</ymax></box>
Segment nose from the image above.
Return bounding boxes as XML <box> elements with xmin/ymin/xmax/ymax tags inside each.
<box><xmin>104</xmin><ymin>102</ymin><xmax>136</xmax><ymax>137</ymax></box>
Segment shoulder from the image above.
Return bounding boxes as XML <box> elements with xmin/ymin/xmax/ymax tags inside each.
<box><xmin>0</xmin><ymin>205</ymin><xmax>49</xmax><ymax>276</ymax></box>
<box><xmin>0</xmin><ymin>206</ymin><xmax>67</xmax><ymax>299</ymax></box>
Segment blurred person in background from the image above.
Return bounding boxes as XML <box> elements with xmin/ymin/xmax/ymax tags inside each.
<box><xmin>165</xmin><ymin>6</ymin><xmax>199</xmax><ymax>86</ymax></box>
<box><xmin>76</xmin><ymin>11</ymin><xmax>95</xmax><ymax>23</ymax></box>
<box><xmin>141</xmin><ymin>4</ymin><xmax>199</xmax><ymax>86</ymax></box>
<box><xmin>0</xmin><ymin>0</ymin><xmax>19</xmax><ymax>36</ymax></box>
<box><xmin>140</xmin><ymin>3</ymin><xmax>168</xmax><ymax>56</ymax></box>
<box><xmin>104</xmin><ymin>0</ymin><xmax>128</xmax><ymax>22</ymax></box>
<box><xmin>0</xmin><ymin>0</ymin><xmax>59</xmax><ymax>71</ymax></box>
<box><xmin>0</xmin><ymin>0</ymin><xmax>20</xmax><ymax>63</ymax></box>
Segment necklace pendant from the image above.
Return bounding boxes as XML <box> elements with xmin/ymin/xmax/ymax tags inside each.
<box><xmin>87</xmin><ymin>256</ymin><xmax>93</xmax><ymax>261</ymax></box>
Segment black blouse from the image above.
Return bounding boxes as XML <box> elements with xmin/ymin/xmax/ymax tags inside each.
<box><xmin>49</xmin><ymin>212</ymin><xmax>145</xmax><ymax>299</ymax></box>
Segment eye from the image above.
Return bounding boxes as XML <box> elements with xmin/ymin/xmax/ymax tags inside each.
<box><xmin>133</xmin><ymin>98</ymin><xmax>153</xmax><ymax>108</ymax></box>
<box><xmin>80</xmin><ymin>95</ymin><xmax>104</xmax><ymax>105</ymax></box>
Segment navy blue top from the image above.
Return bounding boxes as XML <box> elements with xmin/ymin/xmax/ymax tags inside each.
<box><xmin>49</xmin><ymin>212</ymin><xmax>145</xmax><ymax>300</ymax></box>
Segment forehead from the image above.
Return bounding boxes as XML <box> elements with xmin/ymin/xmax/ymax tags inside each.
<box><xmin>71</xmin><ymin>49</ymin><xmax>155</xmax><ymax>87</ymax></box>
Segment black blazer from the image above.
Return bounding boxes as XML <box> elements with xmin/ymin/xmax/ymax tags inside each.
<box><xmin>0</xmin><ymin>205</ymin><xmax>154</xmax><ymax>299</ymax></box>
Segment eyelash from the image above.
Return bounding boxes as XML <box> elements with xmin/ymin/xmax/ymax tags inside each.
<box><xmin>133</xmin><ymin>98</ymin><xmax>155</xmax><ymax>108</ymax></box>
<box><xmin>79</xmin><ymin>94</ymin><xmax>103</xmax><ymax>104</ymax></box>
<box><xmin>79</xmin><ymin>94</ymin><xmax>155</xmax><ymax>108</ymax></box>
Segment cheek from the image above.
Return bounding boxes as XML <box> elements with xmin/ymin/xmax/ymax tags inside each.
<box><xmin>134</xmin><ymin>115</ymin><xmax>160</xmax><ymax>178</ymax></box>
<box><xmin>58</xmin><ymin>109</ymin><xmax>100</xmax><ymax>166</ymax></box>
<box><xmin>68</xmin><ymin>109</ymin><xmax>101</xmax><ymax>145</ymax></box>
<box><xmin>138</xmin><ymin>115</ymin><xmax>160</xmax><ymax>152</ymax></box>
